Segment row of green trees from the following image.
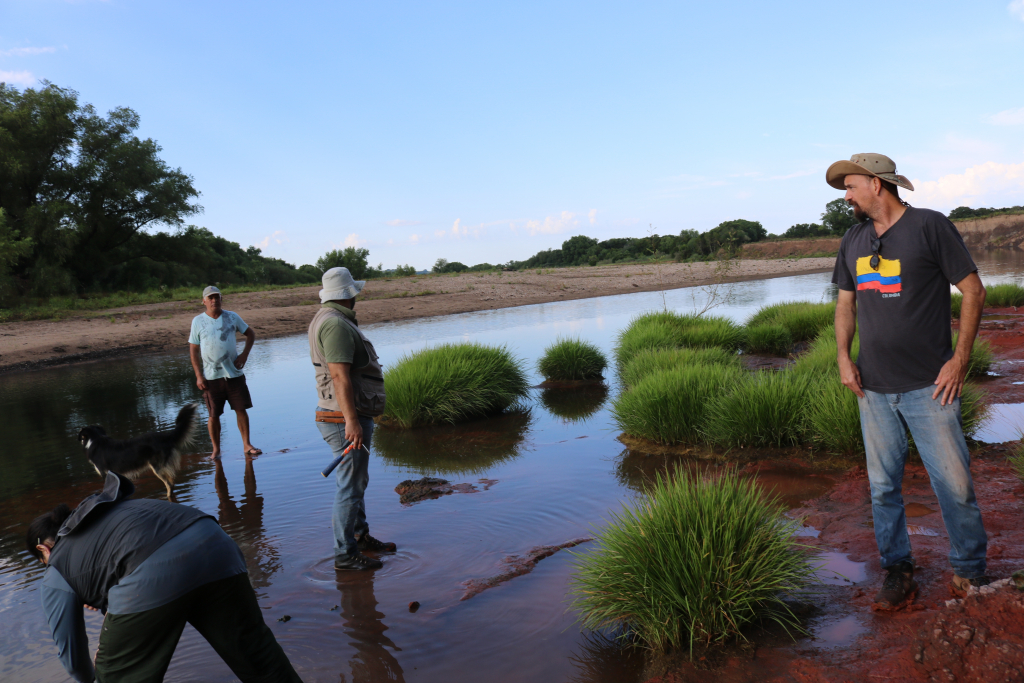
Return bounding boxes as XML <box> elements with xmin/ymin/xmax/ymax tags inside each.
<box><xmin>0</xmin><ymin>83</ymin><xmax>329</xmax><ymax>304</ymax></box>
<box><xmin>948</xmin><ymin>205</ymin><xmax>1024</xmax><ymax>221</ymax></box>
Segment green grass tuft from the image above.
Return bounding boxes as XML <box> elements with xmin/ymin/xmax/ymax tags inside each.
<box><xmin>612</xmin><ymin>364</ymin><xmax>742</xmax><ymax>444</ymax></box>
<box><xmin>569</xmin><ymin>467</ymin><xmax>819</xmax><ymax>651</ymax></box>
<box><xmin>985</xmin><ymin>283</ymin><xmax>1024</xmax><ymax>308</ymax></box>
<box><xmin>1008</xmin><ymin>440</ymin><xmax>1024</xmax><ymax>481</ymax></box>
<box><xmin>381</xmin><ymin>342</ymin><xmax>529</xmax><ymax>428</ymax></box>
<box><xmin>744</xmin><ymin>324</ymin><xmax>793</xmax><ymax>356</ymax></box>
<box><xmin>745</xmin><ymin>301</ymin><xmax>836</xmax><ymax>343</ymax></box>
<box><xmin>951</xmin><ymin>331</ymin><xmax>993</xmax><ymax>378</ymax></box>
<box><xmin>620</xmin><ymin>347</ymin><xmax>741</xmax><ymax>389</ymax></box>
<box><xmin>951</xmin><ymin>293</ymin><xmax>962</xmax><ymax>319</ymax></box>
<box><xmin>704</xmin><ymin>371</ymin><xmax>808</xmax><ymax>448</ymax></box>
<box><xmin>959</xmin><ymin>381</ymin><xmax>988</xmax><ymax>441</ymax></box>
<box><xmin>614</xmin><ymin>311</ymin><xmax>745</xmax><ymax>367</ymax></box>
<box><xmin>791</xmin><ymin>325</ymin><xmax>859</xmax><ymax>377</ymax></box>
<box><xmin>802</xmin><ymin>376</ymin><xmax>863</xmax><ymax>454</ymax></box>
<box><xmin>537</xmin><ymin>337</ymin><xmax>608</xmax><ymax>381</ymax></box>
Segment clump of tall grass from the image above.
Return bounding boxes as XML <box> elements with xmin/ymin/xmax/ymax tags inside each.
<box><xmin>951</xmin><ymin>331</ymin><xmax>993</xmax><ymax>378</ymax></box>
<box><xmin>570</xmin><ymin>468</ymin><xmax>819</xmax><ymax>651</ymax></box>
<box><xmin>1008</xmin><ymin>439</ymin><xmax>1024</xmax><ymax>482</ymax></box>
<box><xmin>704</xmin><ymin>371</ymin><xmax>808</xmax><ymax>448</ymax></box>
<box><xmin>538</xmin><ymin>337</ymin><xmax>608</xmax><ymax>381</ymax></box>
<box><xmin>744</xmin><ymin>324</ymin><xmax>792</xmax><ymax>356</ymax></box>
<box><xmin>381</xmin><ymin>343</ymin><xmax>529</xmax><ymax>428</ymax></box>
<box><xmin>791</xmin><ymin>325</ymin><xmax>858</xmax><ymax>378</ymax></box>
<box><xmin>951</xmin><ymin>283</ymin><xmax>1024</xmax><ymax>318</ymax></box>
<box><xmin>803</xmin><ymin>376</ymin><xmax>863</xmax><ymax>454</ymax></box>
<box><xmin>985</xmin><ymin>283</ymin><xmax>1024</xmax><ymax>308</ymax></box>
<box><xmin>620</xmin><ymin>347</ymin><xmax>740</xmax><ymax>389</ymax></box>
<box><xmin>959</xmin><ymin>382</ymin><xmax>988</xmax><ymax>441</ymax></box>
<box><xmin>745</xmin><ymin>301</ymin><xmax>836</xmax><ymax>343</ymax></box>
<box><xmin>611</xmin><ymin>364</ymin><xmax>742</xmax><ymax>444</ymax></box>
<box><xmin>614</xmin><ymin>311</ymin><xmax>745</xmax><ymax>367</ymax></box>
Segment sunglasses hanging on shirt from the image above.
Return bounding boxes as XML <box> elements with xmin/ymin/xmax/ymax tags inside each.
<box><xmin>870</xmin><ymin>237</ymin><xmax>881</xmax><ymax>270</ymax></box>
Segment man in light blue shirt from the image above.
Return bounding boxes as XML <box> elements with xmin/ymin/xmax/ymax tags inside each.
<box><xmin>189</xmin><ymin>286</ymin><xmax>261</xmax><ymax>458</ymax></box>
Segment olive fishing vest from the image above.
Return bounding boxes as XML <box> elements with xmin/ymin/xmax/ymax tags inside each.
<box><xmin>308</xmin><ymin>306</ymin><xmax>386</xmax><ymax>417</ymax></box>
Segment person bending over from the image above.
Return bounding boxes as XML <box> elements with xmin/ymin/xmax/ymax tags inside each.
<box><xmin>27</xmin><ymin>471</ymin><xmax>302</xmax><ymax>683</ymax></box>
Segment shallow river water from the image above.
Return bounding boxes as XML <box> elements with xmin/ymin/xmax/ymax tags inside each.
<box><xmin>0</xmin><ymin>254</ymin><xmax>1017</xmax><ymax>682</ymax></box>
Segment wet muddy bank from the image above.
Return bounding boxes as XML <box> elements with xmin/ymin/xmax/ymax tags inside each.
<box><xmin>641</xmin><ymin>443</ymin><xmax>1024</xmax><ymax>683</ymax></box>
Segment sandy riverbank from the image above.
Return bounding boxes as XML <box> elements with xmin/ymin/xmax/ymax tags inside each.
<box><xmin>0</xmin><ymin>258</ymin><xmax>833</xmax><ymax>373</ymax></box>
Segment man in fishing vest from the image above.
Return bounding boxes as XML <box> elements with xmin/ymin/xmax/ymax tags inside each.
<box><xmin>309</xmin><ymin>267</ymin><xmax>394</xmax><ymax>571</ymax></box>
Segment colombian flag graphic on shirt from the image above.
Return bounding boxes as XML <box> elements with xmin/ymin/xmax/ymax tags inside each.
<box><xmin>855</xmin><ymin>256</ymin><xmax>902</xmax><ymax>293</ymax></box>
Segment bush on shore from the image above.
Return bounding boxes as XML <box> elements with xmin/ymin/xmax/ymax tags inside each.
<box><xmin>745</xmin><ymin>301</ymin><xmax>835</xmax><ymax>343</ymax></box>
<box><xmin>570</xmin><ymin>468</ymin><xmax>818</xmax><ymax>651</ymax></box>
<box><xmin>612</xmin><ymin>364</ymin><xmax>742</xmax><ymax>444</ymax></box>
<box><xmin>744</xmin><ymin>324</ymin><xmax>792</xmax><ymax>356</ymax></box>
<box><xmin>381</xmin><ymin>343</ymin><xmax>529</xmax><ymax>428</ymax></box>
<box><xmin>951</xmin><ymin>332</ymin><xmax>993</xmax><ymax>378</ymax></box>
<box><xmin>951</xmin><ymin>283</ymin><xmax>1024</xmax><ymax>318</ymax></box>
<box><xmin>620</xmin><ymin>347</ymin><xmax>740</xmax><ymax>389</ymax></box>
<box><xmin>538</xmin><ymin>337</ymin><xmax>608</xmax><ymax>381</ymax></box>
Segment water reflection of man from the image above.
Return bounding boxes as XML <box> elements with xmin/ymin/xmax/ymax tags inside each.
<box><xmin>308</xmin><ymin>267</ymin><xmax>395</xmax><ymax>571</ymax></box>
<box><xmin>26</xmin><ymin>472</ymin><xmax>302</xmax><ymax>683</ymax></box>
<box><xmin>335</xmin><ymin>573</ymin><xmax>405</xmax><ymax>683</ymax></box>
<box><xmin>213</xmin><ymin>457</ymin><xmax>280</xmax><ymax>588</ymax></box>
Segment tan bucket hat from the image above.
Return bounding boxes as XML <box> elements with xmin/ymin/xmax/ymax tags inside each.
<box><xmin>826</xmin><ymin>153</ymin><xmax>914</xmax><ymax>191</ymax></box>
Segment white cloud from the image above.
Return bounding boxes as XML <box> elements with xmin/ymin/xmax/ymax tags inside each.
<box><xmin>434</xmin><ymin>230</ymin><xmax>446</xmax><ymax>238</ymax></box>
<box><xmin>0</xmin><ymin>70</ymin><xmax>36</xmax><ymax>86</ymax></box>
<box><xmin>912</xmin><ymin>161</ymin><xmax>1024</xmax><ymax>210</ymax></box>
<box><xmin>1010</xmin><ymin>0</ymin><xmax>1024</xmax><ymax>21</ymax></box>
<box><xmin>256</xmin><ymin>230</ymin><xmax>288</xmax><ymax>250</ymax></box>
<box><xmin>588</xmin><ymin>209</ymin><xmax>597</xmax><ymax>226</ymax></box>
<box><xmin>386</xmin><ymin>219</ymin><xmax>421</xmax><ymax>227</ymax></box>
<box><xmin>343</xmin><ymin>233</ymin><xmax>364</xmax><ymax>248</ymax></box>
<box><xmin>451</xmin><ymin>218</ymin><xmax>462</xmax><ymax>237</ymax></box>
<box><xmin>989</xmin><ymin>106</ymin><xmax>1024</xmax><ymax>126</ymax></box>
<box><xmin>409</xmin><ymin>234</ymin><xmax>420</xmax><ymax>244</ymax></box>
<box><xmin>0</xmin><ymin>46</ymin><xmax>58</xmax><ymax>57</ymax></box>
<box><xmin>526</xmin><ymin>210</ymin><xmax>580</xmax><ymax>236</ymax></box>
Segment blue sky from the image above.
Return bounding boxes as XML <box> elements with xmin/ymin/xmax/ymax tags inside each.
<box><xmin>3</xmin><ymin>1</ymin><xmax>1024</xmax><ymax>271</ymax></box>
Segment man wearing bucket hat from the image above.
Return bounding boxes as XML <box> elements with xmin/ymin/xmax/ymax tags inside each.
<box><xmin>828</xmin><ymin>154</ymin><xmax>990</xmax><ymax>609</ymax></box>
<box><xmin>308</xmin><ymin>267</ymin><xmax>394</xmax><ymax>571</ymax></box>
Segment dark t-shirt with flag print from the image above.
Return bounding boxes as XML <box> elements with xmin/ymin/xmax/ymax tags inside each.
<box><xmin>832</xmin><ymin>207</ymin><xmax>977</xmax><ymax>394</ymax></box>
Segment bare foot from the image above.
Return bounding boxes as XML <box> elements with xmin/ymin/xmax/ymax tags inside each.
<box><xmin>209</xmin><ymin>450</ymin><xmax>221</xmax><ymax>460</ymax></box>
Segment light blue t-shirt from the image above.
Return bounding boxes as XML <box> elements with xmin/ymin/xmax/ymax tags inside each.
<box><xmin>188</xmin><ymin>310</ymin><xmax>249</xmax><ymax>380</ymax></box>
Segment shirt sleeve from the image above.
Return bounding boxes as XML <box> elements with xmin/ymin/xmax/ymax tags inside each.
<box><xmin>188</xmin><ymin>317</ymin><xmax>201</xmax><ymax>345</ymax></box>
<box><xmin>931</xmin><ymin>215</ymin><xmax>977</xmax><ymax>286</ymax></box>
<box><xmin>319</xmin><ymin>318</ymin><xmax>357</xmax><ymax>364</ymax></box>
<box><xmin>831</xmin><ymin>237</ymin><xmax>855</xmax><ymax>291</ymax></box>
<box><xmin>230</xmin><ymin>312</ymin><xmax>249</xmax><ymax>335</ymax></box>
<box><xmin>41</xmin><ymin>568</ymin><xmax>95</xmax><ymax>683</ymax></box>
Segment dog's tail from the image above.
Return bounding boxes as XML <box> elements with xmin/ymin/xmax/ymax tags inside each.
<box><xmin>172</xmin><ymin>403</ymin><xmax>200</xmax><ymax>451</ymax></box>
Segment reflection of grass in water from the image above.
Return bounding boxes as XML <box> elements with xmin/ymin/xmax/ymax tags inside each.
<box><xmin>374</xmin><ymin>410</ymin><xmax>533</xmax><ymax>476</ymax></box>
<box><xmin>567</xmin><ymin>630</ymin><xmax>646</xmax><ymax>683</ymax></box>
<box><xmin>539</xmin><ymin>385</ymin><xmax>608</xmax><ymax>423</ymax></box>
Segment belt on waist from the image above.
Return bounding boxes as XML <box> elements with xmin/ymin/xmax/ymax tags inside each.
<box><xmin>315</xmin><ymin>411</ymin><xmax>346</xmax><ymax>423</ymax></box>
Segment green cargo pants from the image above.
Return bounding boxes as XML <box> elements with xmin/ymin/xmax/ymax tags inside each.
<box><xmin>94</xmin><ymin>572</ymin><xmax>302</xmax><ymax>683</ymax></box>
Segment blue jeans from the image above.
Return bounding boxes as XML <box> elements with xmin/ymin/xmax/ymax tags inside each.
<box><xmin>858</xmin><ymin>386</ymin><xmax>987</xmax><ymax>578</ymax></box>
<box><xmin>316</xmin><ymin>409</ymin><xmax>375</xmax><ymax>557</ymax></box>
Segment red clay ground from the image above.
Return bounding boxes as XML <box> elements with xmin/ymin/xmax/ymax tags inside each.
<box><xmin>645</xmin><ymin>318</ymin><xmax>1024</xmax><ymax>683</ymax></box>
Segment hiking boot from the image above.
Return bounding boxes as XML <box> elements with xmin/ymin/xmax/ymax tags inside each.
<box><xmin>872</xmin><ymin>561</ymin><xmax>918</xmax><ymax>610</ymax></box>
<box><xmin>357</xmin><ymin>533</ymin><xmax>397</xmax><ymax>552</ymax></box>
<box><xmin>950</xmin><ymin>573</ymin><xmax>993</xmax><ymax>598</ymax></box>
<box><xmin>334</xmin><ymin>552</ymin><xmax>383</xmax><ymax>571</ymax></box>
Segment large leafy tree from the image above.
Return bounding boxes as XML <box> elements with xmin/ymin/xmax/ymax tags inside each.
<box><xmin>821</xmin><ymin>198</ymin><xmax>856</xmax><ymax>235</ymax></box>
<box><xmin>0</xmin><ymin>82</ymin><xmax>201</xmax><ymax>296</ymax></box>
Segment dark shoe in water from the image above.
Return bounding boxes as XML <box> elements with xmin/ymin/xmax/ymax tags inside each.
<box><xmin>357</xmin><ymin>533</ymin><xmax>397</xmax><ymax>552</ymax></box>
<box><xmin>334</xmin><ymin>552</ymin><xmax>383</xmax><ymax>571</ymax></box>
<box><xmin>872</xmin><ymin>561</ymin><xmax>918</xmax><ymax>611</ymax></box>
<box><xmin>950</xmin><ymin>573</ymin><xmax>993</xmax><ymax>598</ymax></box>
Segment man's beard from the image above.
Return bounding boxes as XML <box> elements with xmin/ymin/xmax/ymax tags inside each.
<box><xmin>852</xmin><ymin>203</ymin><xmax>868</xmax><ymax>222</ymax></box>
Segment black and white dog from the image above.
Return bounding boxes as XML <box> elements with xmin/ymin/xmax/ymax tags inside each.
<box><xmin>78</xmin><ymin>404</ymin><xmax>198</xmax><ymax>500</ymax></box>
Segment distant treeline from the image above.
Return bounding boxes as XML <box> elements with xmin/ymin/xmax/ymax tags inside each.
<box><xmin>948</xmin><ymin>205</ymin><xmax>1024</xmax><ymax>221</ymax></box>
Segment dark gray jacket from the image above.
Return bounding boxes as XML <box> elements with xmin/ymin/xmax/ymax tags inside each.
<box><xmin>48</xmin><ymin>472</ymin><xmax>211</xmax><ymax>612</ymax></box>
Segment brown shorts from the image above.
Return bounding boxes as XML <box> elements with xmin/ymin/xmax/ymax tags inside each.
<box><xmin>204</xmin><ymin>375</ymin><xmax>253</xmax><ymax>416</ymax></box>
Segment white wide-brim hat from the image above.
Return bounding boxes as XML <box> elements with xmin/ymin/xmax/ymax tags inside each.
<box><xmin>320</xmin><ymin>267</ymin><xmax>365</xmax><ymax>303</ymax></box>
